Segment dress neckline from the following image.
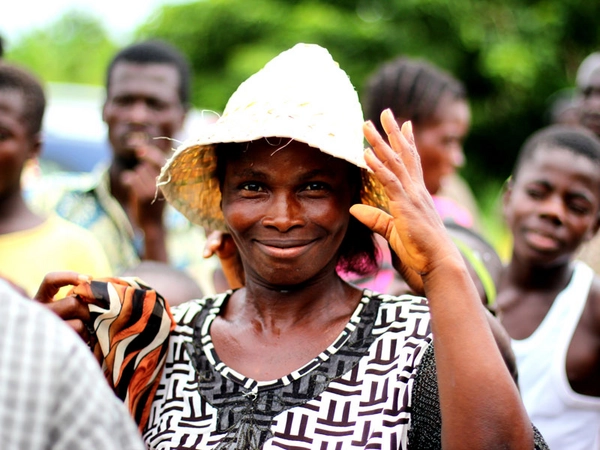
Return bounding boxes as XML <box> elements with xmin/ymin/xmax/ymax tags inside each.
<box><xmin>198</xmin><ymin>290</ymin><xmax>372</xmax><ymax>392</ymax></box>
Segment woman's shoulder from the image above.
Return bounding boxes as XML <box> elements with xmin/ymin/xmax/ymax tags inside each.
<box><xmin>364</xmin><ymin>290</ymin><xmax>432</xmax><ymax>339</ymax></box>
<box><xmin>170</xmin><ymin>291</ymin><xmax>231</xmax><ymax>326</ymax></box>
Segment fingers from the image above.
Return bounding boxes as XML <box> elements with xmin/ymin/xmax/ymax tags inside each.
<box><xmin>121</xmin><ymin>144</ymin><xmax>168</xmax><ymax>201</ymax></box>
<box><xmin>43</xmin><ymin>295</ymin><xmax>91</xmax><ymax>321</ymax></box>
<box><xmin>203</xmin><ymin>230</ymin><xmax>224</xmax><ymax>258</ymax></box>
<box><xmin>380</xmin><ymin>110</ymin><xmax>422</xmax><ymax>178</ymax></box>
<box><xmin>34</xmin><ymin>271</ymin><xmax>90</xmax><ymax>303</ymax></box>
<box><xmin>349</xmin><ymin>204</ymin><xmax>394</xmax><ymax>239</ymax></box>
<box><xmin>67</xmin><ymin>318</ymin><xmax>95</xmax><ymax>344</ymax></box>
<box><xmin>363</xmin><ymin>110</ymin><xmax>422</xmax><ymax>190</ymax></box>
<box><xmin>135</xmin><ymin>143</ymin><xmax>168</xmax><ymax>168</ymax></box>
<box><xmin>203</xmin><ymin>230</ymin><xmax>239</xmax><ymax>260</ymax></box>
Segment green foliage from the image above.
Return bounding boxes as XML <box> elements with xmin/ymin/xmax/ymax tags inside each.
<box><xmin>4</xmin><ymin>10</ymin><xmax>117</xmax><ymax>86</ymax></box>
<box><xmin>6</xmin><ymin>0</ymin><xmax>600</xmax><ymax>217</ymax></box>
<box><xmin>135</xmin><ymin>0</ymin><xmax>599</xmax><ymax>191</ymax></box>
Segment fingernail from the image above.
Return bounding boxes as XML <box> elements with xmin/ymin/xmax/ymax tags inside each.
<box><xmin>78</xmin><ymin>274</ymin><xmax>91</xmax><ymax>282</ymax></box>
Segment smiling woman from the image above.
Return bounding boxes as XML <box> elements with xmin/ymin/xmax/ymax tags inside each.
<box><xmin>36</xmin><ymin>43</ymin><xmax>548</xmax><ymax>449</ymax></box>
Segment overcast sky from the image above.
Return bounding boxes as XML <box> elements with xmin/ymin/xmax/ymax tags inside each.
<box><xmin>1</xmin><ymin>0</ymin><xmax>190</xmax><ymax>45</ymax></box>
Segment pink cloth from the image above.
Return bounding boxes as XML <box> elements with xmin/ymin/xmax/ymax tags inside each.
<box><xmin>432</xmin><ymin>195</ymin><xmax>474</xmax><ymax>228</ymax></box>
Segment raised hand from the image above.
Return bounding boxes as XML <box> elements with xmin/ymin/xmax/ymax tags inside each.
<box><xmin>203</xmin><ymin>230</ymin><xmax>244</xmax><ymax>289</ymax></box>
<box><xmin>350</xmin><ymin>109</ymin><xmax>462</xmax><ymax>293</ymax></box>
<box><xmin>121</xmin><ymin>139</ymin><xmax>169</xmax><ymax>261</ymax></box>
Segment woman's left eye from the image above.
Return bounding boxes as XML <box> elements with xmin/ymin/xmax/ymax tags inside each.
<box><xmin>241</xmin><ymin>183</ymin><xmax>263</xmax><ymax>192</ymax></box>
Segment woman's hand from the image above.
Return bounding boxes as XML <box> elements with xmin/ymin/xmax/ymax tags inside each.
<box><xmin>121</xmin><ymin>141</ymin><xmax>168</xmax><ymax>262</ymax></box>
<box><xmin>203</xmin><ymin>230</ymin><xmax>244</xmax><ymax>289</ymax></box>
<box><xmin>34</xmin><ymin>271</ymin><xmax>94</xmax><ymax>343</ymax></box>
<box><xmin>351</xmin><ymin>109</ymin><xmax>461</xmax><ymax>292</ymax></box>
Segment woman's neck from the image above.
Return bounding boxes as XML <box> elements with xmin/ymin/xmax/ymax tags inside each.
<box><xmin>226</xmin><ymin>272</ymin><xmax>362</xmax><ymax>333</ymax></box>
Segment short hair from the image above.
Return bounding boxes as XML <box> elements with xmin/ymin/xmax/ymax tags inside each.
<box><xmin>364</xmin><ymin>56</ymin><xmax>466</xmax><ymax>136</ymax></box>
<box><xmin>105</xmin><ymin>40</ymin><xmax>191</xmax><ymax>107</ymax></box>
<box><xmin>215</xmin><ymin>142</ymin><xmax>379</xmax><ymax>277</ymax></box>
<box><xmin>0</xmin><ymin>62</ymin><xmax>46</xmax><ymax>135</ymax></box>
<box><xmin>512</xmin><ymin>124</ymin><xmax>600</xmax><ymax>181</ymax></box>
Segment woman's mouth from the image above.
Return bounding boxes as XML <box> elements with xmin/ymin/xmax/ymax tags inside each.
<box><xmin>255</xmin><ymin>239</ymin><xmax>316</xmax><ymax>259</ymax></box>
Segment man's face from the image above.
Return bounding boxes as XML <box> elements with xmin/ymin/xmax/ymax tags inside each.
<box><xmin>580</xmin><ymin>69</ymin><xmax>600</xmax><ymax>138</ymax></box>
<box><xmin>103</xmin><ymin>62</ymin><xmax>186</xmax><ymax>167</ymax></box>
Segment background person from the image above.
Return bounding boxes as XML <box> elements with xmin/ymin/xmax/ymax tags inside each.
<box><xmin>346</xmin><ymin>56</ymin><xmax>479</xmax><ymax>295</ymax></box>
<box><xmin>574</xmin><ymin>51</ymin><xmax>600</xmax><ymax>273</ymax></box>
<box><xmin>0</xmin><ymin>61</ymin><xmax>111</xmax><ymax>297</ymax></box>
<box><xmin>28</xmin><ymin>40</ymin><xmax>220</xmax><ymax>294</ymax></box>
<box><xmin>0</xmin><ymin>278</ymin><xmax>145</xmax><ymax>450</ymax></box>
<box><xmin>37</xmin><ymin>43</ymin><xmax>546</xmax><ymax>449</ymax></box>
<box><xmin>496</xmin><ymin>124</ymin><xmax>600</xmax><ymax>449</ymax></box>
<box><xmin>363</xmin><ymin>56</ymin><xmax>479</xmax><ymax>230</ymax></box>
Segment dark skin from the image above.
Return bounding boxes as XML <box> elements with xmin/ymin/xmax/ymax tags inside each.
<box><xmin>37</xmin><ymin>110</ymin><xmax>534</xmax><ymax>448</ymax></box>
<box><xmin>211</xmin><ymin>140</ymin><xmax>363</xmax><ymax>379</ymax></box>
<box><xmin>102</xmin><ymin>62</ymin><xmax>187</xmax><ymax>262</ymax></box>
<box><xmin>497</xmin><ymin>145</ymin><xmax>600</xmax><ymax>397</ymax></box>
<box><xmin>0</xmin><ymin>89</ymin><xmax>44</xmax><ymax>235</ymax></box>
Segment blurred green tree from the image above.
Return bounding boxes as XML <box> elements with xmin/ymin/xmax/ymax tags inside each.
<box><xmin>6</xmin><ymin>0</ymin><xmax>599</xmax><ymax>209</ymax></box>
<box><xmin>136</xmin><ymin>0</ymin><xmax>599</xmax><ymax>188</ymax></box>
<box><xmin>5</xmin><ymin>10</ymin><xmax>117</xmax><ymax>86</ymax></box>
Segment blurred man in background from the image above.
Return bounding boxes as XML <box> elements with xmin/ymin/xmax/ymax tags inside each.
<box><xmin>30</xmin><ymin>40</ymin><xmax>220</xmax><ymax>294</ymax></box>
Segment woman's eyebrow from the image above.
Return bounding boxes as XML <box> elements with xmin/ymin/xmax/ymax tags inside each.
<box><xmin>232</xmin><ymin>168</ymin><xmax>268</xmax><ymax>179</ymax></box>
<box><xmin>297</xmin><ymin>168</ymin><xmax>337</xmax><ymax>181</ymax></box>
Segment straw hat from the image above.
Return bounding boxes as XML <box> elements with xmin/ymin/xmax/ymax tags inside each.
<box><xmin>158</xmin><ymin>43</ymin><xmax>388</xmax><ymax>231</ymax></box>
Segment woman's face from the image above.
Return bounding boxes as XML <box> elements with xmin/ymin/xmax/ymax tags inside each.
<box><xmin>220</xmin><ymin>139</ymin><xmax>356</xmax><ymax>288</ymax></box>
<box><xmin>412</xmin><ymin>96</ymin><xmax>471</xmax><ymax>195</ymax></box>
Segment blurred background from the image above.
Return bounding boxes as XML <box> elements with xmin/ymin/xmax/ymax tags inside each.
<box><xmin>2</xmin><ymin>0</ymin><xmax>599</xmax><ymax>245</ymax></box>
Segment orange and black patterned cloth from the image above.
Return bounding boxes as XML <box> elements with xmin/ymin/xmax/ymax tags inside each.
<box><xmin>72</xmin><ymin>279</ymin><xmax>549</xmax><ymax>449</ymax></box>
<box><xmin>71</xmin><ymin>277</ymin><xmax>175</xmax><ymax>430</ymax></box>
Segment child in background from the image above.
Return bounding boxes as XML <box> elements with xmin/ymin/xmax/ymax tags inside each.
<box><xmin>497</xmin><ymin>124</ymin><xmax>600</xmax><ymax>450</ymax></box>
<box><xmin>0</xmin><ymin>62</ymin><xmax>111</xmax><ymax>297</ymax></box>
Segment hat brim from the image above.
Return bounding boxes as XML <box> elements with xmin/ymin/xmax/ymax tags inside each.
<box><xmin>158</xmin><ymin>137</ymin><xmax>389</xmax><ymax>232</ymax></box>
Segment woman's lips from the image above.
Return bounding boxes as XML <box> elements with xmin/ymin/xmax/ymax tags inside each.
<box><xmin>255</xmin><ymin>239</ymin><xmax>316</xmax><ymax>259</ymax></box>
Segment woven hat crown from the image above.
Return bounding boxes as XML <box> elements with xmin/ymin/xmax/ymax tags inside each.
<box><xmin>158</xmin><ymin>43</ymin><xmax>387</xmax><ymax>231</ymax></box>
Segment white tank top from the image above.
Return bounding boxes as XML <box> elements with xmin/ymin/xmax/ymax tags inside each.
<box><xmin>512</xmin><ymin>261</ymin><xmax>600</xmax><ymax>450</ymax></box>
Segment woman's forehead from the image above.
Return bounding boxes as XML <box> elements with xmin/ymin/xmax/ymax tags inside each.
<box><xmin>226</xmin><ymin>139</ymin><xmax>337</xmax><ymax>165</ymax></box>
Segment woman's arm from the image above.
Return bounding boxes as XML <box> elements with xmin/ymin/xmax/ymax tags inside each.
<box><xmin>351</xmin><ymin>109</ymin><xmax>533</xmax><ymax>449</ymax></box>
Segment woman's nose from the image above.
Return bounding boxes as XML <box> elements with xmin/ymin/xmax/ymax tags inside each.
<box><xmin>261</xmin><ymin>193</ymin><xmax>304</xmax><ymax>231</ymax></box>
